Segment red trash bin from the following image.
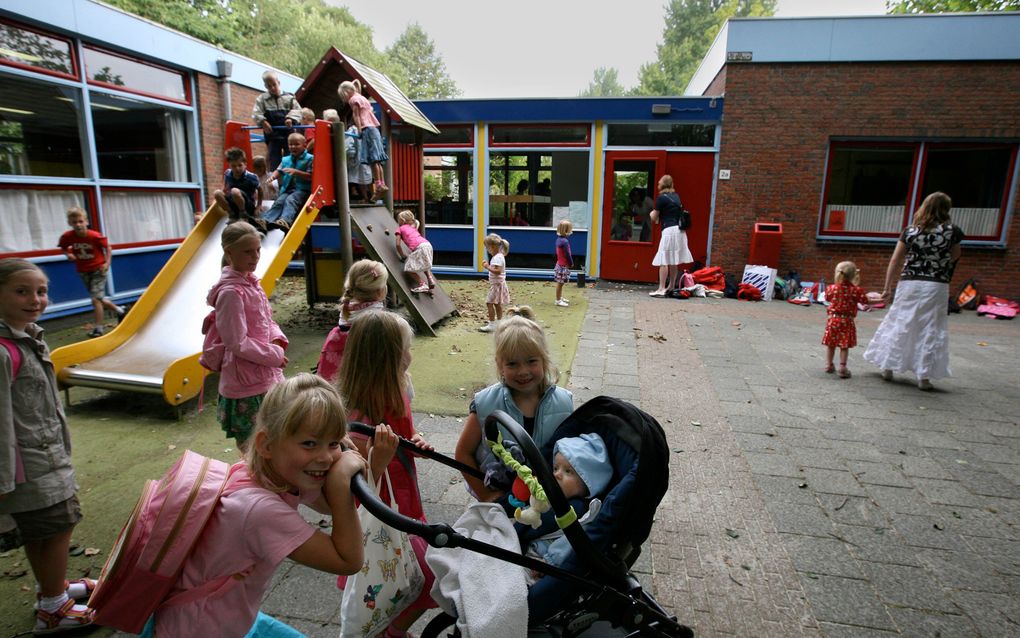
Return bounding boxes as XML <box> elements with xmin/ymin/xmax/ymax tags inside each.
<box><xmin>749</xmin><ymin>222</ymin><xmax>782</xmax><ymax>269</ymax></box>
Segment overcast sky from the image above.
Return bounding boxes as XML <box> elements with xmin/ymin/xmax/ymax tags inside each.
<box><xmin>329</xmin><ymin>0</ymin><xmax>889</xmax><ymax>98</ymax></box>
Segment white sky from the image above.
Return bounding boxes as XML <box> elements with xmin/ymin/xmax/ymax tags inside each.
<box><xmin>329</xmin><ymin>0</ymin><xmax>888</xmax><ymax>98</ymax></box>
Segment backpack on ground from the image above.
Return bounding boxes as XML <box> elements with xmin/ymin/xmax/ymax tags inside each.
<box><xmin>199</xmin><ymin>309</ymin><xmax>224</xmax><ymax>372</ymax></box>
<box><xmin>953</xmin><ymin>279</ymin><xmax>979</xmax><ymax>311</ymax></box>
<box><xmin>89</xmin><ymin>451</ymin><xmax>242</xmax><ymax>633</ymax></box>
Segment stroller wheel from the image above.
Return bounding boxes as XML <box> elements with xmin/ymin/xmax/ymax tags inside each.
<box><xmin>421</xmin><ymin>611</ymin><xmax>458</xmax><ymax>638</ymax></box>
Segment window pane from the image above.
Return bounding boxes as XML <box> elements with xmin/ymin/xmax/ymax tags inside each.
<box><xmin>922</xmin><ymin>146</ymin><xmax>1011</xmax><ymax>238</ymax></box>
<box><xmin>0</xmin><ymin>188</ymin><xmax>86</xmax><ymax>253</ymax></box>
<box><xmin>424</xmin><ymin>152</ymin><xmax>473</xmax><ymax>225</ymax></box>
<box><xmin>425</xmin><ymin>126</ymin><xmax>472</xmax><ymax>146</ymax></box>
<box><xmin>491</xmin><ymin>125</ymin><xmax>588</xmax><ymax>145</ymax></box>
<box><xmin>823</xmin><ymin>146</ymin><xmax>913</xmax><ymax>233</ymax></box>
<box><xmin>91</xmin><ymin>92</ymin><xmax>192</xmax><ymax>182</ymax></box>
<box><xmin>0</xmin><ymin>22</ymin><xmax>74</xmax><ymax>75</ymax></box>
<box><xmin>0</xmin><ymin>75</ymin><xmax>85</xmax><ymax>177</ymax></box>
<box><xmin>489</xmin><ymin>151</ymin><xmax>588</xmax><ymax>228</ymax></box>
<box><xmin>606</xmin><ymin>123</ymin><xmax>715</xmax><ymax>147</ymax></box>
<box><xmin>101</xmin><ymin>190</ymin><xmax>194</xmax><ymax>244</ymax></box>
<box><xmin>84</xmin><ymin>47</ymin><xmax>187</xmax><ymax>102</ymax></box>
<box><xmin>609</xmin><ymin>162</ymin><xmax>656</xmax><ymax>244</ymax></box>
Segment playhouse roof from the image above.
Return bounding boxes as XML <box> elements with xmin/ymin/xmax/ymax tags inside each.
<box><xmin>296</xmin><ymin>47</ymin><xmax>439</xmax><ymax>134</ymax></box>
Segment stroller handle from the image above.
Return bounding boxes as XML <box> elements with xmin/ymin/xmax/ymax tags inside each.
<box><xmin>483</xmin><ymin>410</ymin><xmax>630</xmax><ymax>583</ymax></box>
<box><xmin>347</xmin><ymin>422</ymin><xmax>484</xmax><ymax>480</ymax></box>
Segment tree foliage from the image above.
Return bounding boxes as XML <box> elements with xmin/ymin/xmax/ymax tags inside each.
<box><xmin>385</xmin><ymin>23</ymin><xmax>460</xmax><ymax>99</ymax></box>
<box><xmin>887</xmin><ymin>0</ymin><xmax>1019</xmax><ymax>11</ymax></box>
<box><xmin>579</xmin><ymin>67</ymin><xmax>627</xmax><ymax>97</ymax></box>
<box><xmin>635</xmin><ymin>0</ymin><xmax>776</xmax><ymax>96</ymax></box>
<box><xmin>102</xmin><ymin>0</ymin><xmax>455</xmax><ymax>95</ymax></box>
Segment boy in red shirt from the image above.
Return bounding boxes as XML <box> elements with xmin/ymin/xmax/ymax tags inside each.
<box><xmin>58</xmin><ymin>207</ymin><xmax>125</xmax><ymax>338</ymax></box>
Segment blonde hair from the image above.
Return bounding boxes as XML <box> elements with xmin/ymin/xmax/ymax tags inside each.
<box><xmin>658</xmin><ymin>175</ymin><xmax>675</xmax><ymax>193</ymax></box>
<box><xmin>341</xmin><ymin>260</ymin><xmax>388</xmax><ymax>321</ymax></box>
<box><xmin>300</xmin><ymin>107</ymin><xmax>315</xmax><ymax>122</ymax></box>
<box><xmin>322</xmin><ymin>108</ymin><xmax>341</xmax><ymax>124</ymax></box>
<box><xmin>912</xmin><ymin>192</ymin><xmax>953</xmax><ymax>232</ymax></box>
<box><xmin>0</xmin><ymin>258</ymin><xmax>46</xmax><ymax>289</ymax></box>
<box><xmin>336</xmin><ymin>310</ymin><xmax>413</xmax><ymax>423</ymax></box>
<box><xmin>246</xmin><ymin>374</ymin><xmax>348</xmax><ymax>493</ymax></box>
<box><xmin>834</xmin><ymin>261</ymin><xmax>860</xmax><ymax>285</ymax></box>
<box><xmin>221</xmin><ymin>221</ymin><xmax>259</xmax><ymax>251</ymax></box>
<box><xmin>556</xmin><ymin>219</ymin><xmax>573</xmax><ymax>237</ymax></box>
<box><xmin>287</xmin><ymin>131</ymin><xmax>306</xmax><ymax>145</ymax></box>
<box><xmin>484</xmin><ymin>233</ymin><xmax>510</xmax><ymax>255</ymax></box>
<box><xmin>493</xmin><ymin>306</ymin><xmax>558</xmax><ymax>392</ymax></box>
<box><xmin>66</xmin><ymin>206</ymin><xmax>86</xmax><ymax>221</ymax></box>
<box><xmin>252</xmin><ymin>155</ymin><xmax>268</xmax><ymax>171</ymax></box>
<box><xmin>261</xmin><ymin>70</ymin><xmax>278</xmax><ymax>83</ymax></box>
<box><xmin>338</xmin><ymin>80</ymin><xmax>362</xmax><ymax>100</ymax></box>
<box><xmin>396</xmin><ymin>210</ymin><xmax>419</xmax><ymax>229</ymax></box>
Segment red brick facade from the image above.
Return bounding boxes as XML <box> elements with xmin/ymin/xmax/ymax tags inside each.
<box><xmin>195</xmin><ymin>73</ymin><xmax>265</xmax><ymax>206</ymax></box>
<box><xmin>710</xmin><ymin>61</ymin><xmax>1020</xmax><ymax>299</ymax></box>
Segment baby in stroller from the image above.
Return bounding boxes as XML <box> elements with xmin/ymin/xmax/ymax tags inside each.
<box><xmin>420</xmin><ymin>396</ymin><xmax>689</xmax><ymax>637</ymax></box>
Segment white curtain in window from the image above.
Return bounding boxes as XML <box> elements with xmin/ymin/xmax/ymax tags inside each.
<box><xmin>101</xmin><ymin>191</ymin><xmax>192</xmax><ymax>244</ymax></box>
<box><xmin>162</xmin><ymin>111</ymin><xmax>189</xmax><ymax>182</ymax></box>
<box><xmin>0</xmin><ymin>190</ymin><xmax>85</xmax><ymax>253</ymax></box>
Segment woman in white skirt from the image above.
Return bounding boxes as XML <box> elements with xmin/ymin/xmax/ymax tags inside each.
<box><xmin>863</xmin><ymin>192</ymin><xmax>963</xmax><ymax>390</ymax></box>
<box><xmin>648</xmin><ymin>174</ymin><xmax>693</xmax><ymax>297</ymax></box>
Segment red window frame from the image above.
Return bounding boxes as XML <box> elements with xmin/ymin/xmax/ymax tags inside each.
<box><xmin>0</xmin><ymin>18</ymin><xmax>78</xmax><ymax>81</ymax></box>
<box><xmin>100</xmin><ymin>187</ymin><xmax>201</xmax><ymax>249</ymax></box>
<box><xmin>489</xmin><ymin>123</ymin><xmax>590</xmax><ymax>148</ymax></box>
<box><xmin>0</xmin><ymin>184</ymin><xmax>94</xmax><ymax>258</ymax></box>
<box><xmin>818</xmin><ymin>141</ymin><xmax>920</xmax><ymax>239</ymax></box>
<box><xmin>83</xmin><ymin>45</ymin><xmax>191</xmax><ymax>106</ymax></box>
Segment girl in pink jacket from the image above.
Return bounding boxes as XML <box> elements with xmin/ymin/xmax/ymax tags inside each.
<box><xmin>206</xmin><ymin>222</ymin><xmax>288</xmax><ymax>451</ymax></box>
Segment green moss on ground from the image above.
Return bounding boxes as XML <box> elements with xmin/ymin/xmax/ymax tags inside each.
<box><xmin>0</xmin><ymin>275</ymin><xmax>587</xmax><ymax>634</ymax></box>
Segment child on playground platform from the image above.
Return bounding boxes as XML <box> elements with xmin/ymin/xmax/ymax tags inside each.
<box><xmin>553</xmin><ymin>219</ymin><xmax>574</xmax><ymax>307</ymax></box>
<box><xmin>822</xmin><ymin>260</ymin><xmax>869</xmax><ymax>379</ymax></box>
<box><xmin>338</xmin><ymin>80</ymin><xmax>389</xmax><ymax>195</ymax></box>
<box><xmin>335</xmin><ymin>310</ymin><xmax>437</xmax><ymax>637</ymax></box>
<box><xmin>395</xmin><ymin>210</ymin><xmax>436</xmax><ymax>294</ymax></box>
<box><xmin>252</xmin><ymin>70</ymin><xmax>302</xmax><ymax>171</ymax></box>
<box><xmin>479</xmin><ymin>233</ymin><xmax>510</xmax><ymax>333</ymax></box>
<box><xmin>213</xmin><ymin>147</ymin><xmax>262</xmax><ymax>225</ymax></box>
<box><xmin>316</xmin><ymin>259</ymin><xmax>387</xmax><ymax>384</ymax></box>
<box><xmin>300</xmin><ymin>107</ymin><xmax>317</xmax><ymax>152</ymax></box>
<box><xmin>148</xmin><ymin>374</ymin><xmax>367</xmax><ymax>637</ymax></box>
<box><xmin>251</xmin><ymin>155</ymin><xmax>277</xmax><ymax>213</ymax></box>
<box><xmin>57</xmin><ymin>207</ymin><xmax>125</xmax><ymax>338</ymax></box>
<box><xmin>0</xmin><ymin>259</ymin><xmax>96</xmax><ymax>634</ymax></box>
<box><xmin>455</xmin><ymin>307</ymin><xmax>574</xmax><ymax>502</ymax></box>
<box><xmin>263</xmin><ymin>133</ymin><xmax>313</xmax><ymax>230</ymax></box>
<box><xmin>205</xmin><ymin>222</ymin><xmax>288</xmax><ymax>451</ymax></box>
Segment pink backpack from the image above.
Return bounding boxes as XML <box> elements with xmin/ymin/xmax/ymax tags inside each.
<box><xmin>89</xmin><ymin>451</ymin><xmax>248</xmax><ymax>633</ymax></box>
<box><xmin>1</xmin><ymin>338</ymin><xmax>26</xmax><ymax>484</ymax></box>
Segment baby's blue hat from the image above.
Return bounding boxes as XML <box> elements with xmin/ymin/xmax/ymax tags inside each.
<box><xmin>553</xmin><ymin>432</ymin><xmax>612</xmax><ymax>496</ymax></box>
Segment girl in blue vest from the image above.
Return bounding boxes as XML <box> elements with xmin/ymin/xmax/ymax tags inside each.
<box><xmin>454</xmin><ymin>306</ymin><xmax>573</xmax><ymax>501</ymax></box>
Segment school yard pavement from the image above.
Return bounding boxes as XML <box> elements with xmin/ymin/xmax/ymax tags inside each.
<box><xmin>117</xmin><ymin>284</ymin><xmax>1020</xmax><ymax>637</ymax></box>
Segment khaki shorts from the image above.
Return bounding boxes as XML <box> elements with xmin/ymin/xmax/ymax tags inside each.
<box><xmin>10</xmin><ymin>494</ymin><xmax>82</xmax><ymax>542</ymax></box>
<box><xmin>78</xmin><ymin>269</ymin><xmax>109</xmax><ymax>300</ymax></box>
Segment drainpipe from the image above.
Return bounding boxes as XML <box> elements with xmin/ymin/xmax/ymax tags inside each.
<box><xmin>216</xmin><ymin>59</ymin><xmax>233</xmax><ymax>121</ymax></box>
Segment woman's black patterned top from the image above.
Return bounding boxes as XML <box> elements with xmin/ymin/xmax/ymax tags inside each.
<box><xmin>900</xmin><ymin>223</ymin><xmax>964</xmax><ymax>283</ymax></box>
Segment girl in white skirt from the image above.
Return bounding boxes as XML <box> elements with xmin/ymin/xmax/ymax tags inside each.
<box><xmin>395</xmin><ymin>210</ymin><xmax>436</xmax><ymax>294</ymax></box>
<box><xmin>863</xmin><ymin>192</ymin><xmax>964</xmax><ymax>390</ymax></box>
<box><xmin>649</xmin><ymin>174</ymin><xmax>693</xmax><ymax>297</ymax></box>
<box><xmin>480</xmin><ymin>233</ymin><xmax>510</xmax><ymax>332</ymax></box>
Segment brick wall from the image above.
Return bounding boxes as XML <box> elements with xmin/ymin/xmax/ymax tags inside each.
<box><xmin>712</xmin><ymin>61</ymin><xmax>1020</xmax><ymax>299</ymax></box>
<box><xmin>195</xmin><ymin>73</ymin><xmax>265</xmax><ymax>207</ymax></box>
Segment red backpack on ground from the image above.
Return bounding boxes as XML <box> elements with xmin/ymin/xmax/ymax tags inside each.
<box><xmin>691</xmin><ymin>266</ymin><xmax>726</xmax><ymax>290</ymax></box>
<box><xmin>89</xmin><ymin>451</ymin><xmax>245</xmax><ymax>633</ymax></box>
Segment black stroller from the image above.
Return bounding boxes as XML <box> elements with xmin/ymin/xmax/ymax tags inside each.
<box><xmin>349</xmin><ymin>396</ymin><xmax>693</xmax><ymax>638</ymax></box>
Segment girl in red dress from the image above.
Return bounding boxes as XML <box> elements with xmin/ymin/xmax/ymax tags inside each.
<box><xmin>822</xmin><ymin>261</ymin><xmax>870</xmax><ymax>378</ymax></box>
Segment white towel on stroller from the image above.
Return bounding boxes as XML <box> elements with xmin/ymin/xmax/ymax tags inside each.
<box><xmin>426</xmin><ymin>501</ymin><xmax>529</xmax><ymax>638</ymax></box>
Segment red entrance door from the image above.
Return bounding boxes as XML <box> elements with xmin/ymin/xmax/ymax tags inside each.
<box><xmin>663</xmin><ymin>151</ymin><xmax>715</xmax><ymax>268</ymax></box>
<box><xmin>599</xmin><ymin>151</ymin><xmax>666</xmax><ymax>283</ymax></box>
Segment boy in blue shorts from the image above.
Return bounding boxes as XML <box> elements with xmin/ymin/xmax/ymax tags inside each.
<box><xmin>58</xmin><ymin>207</ymin><xmax>125</xmax><ymax>338</ymax></box>
<box><xmin>213</xmin><ymin>147</ymin><xmax>261</xmax><ymax>224</ymax></box>
<box><xmin>262</xmin><ymin>133</ymin><xmax>313</xmax><ymax>230</ymax></box>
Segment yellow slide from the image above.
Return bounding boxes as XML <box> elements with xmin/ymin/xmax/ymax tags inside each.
<box><xmin>51</xmin><ymin>189</ymin><xmax>323</xmax><ymax>406</ymax></box>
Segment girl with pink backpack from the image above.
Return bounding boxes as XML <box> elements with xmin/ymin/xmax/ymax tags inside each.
<box><xmin>1</xmin><ymin>259</ymin><xmax>95</xmax><ymax>634</ymax></box>
<box><xmin>141</xmin><ymin>374</ymin><xmax>369</xmax><ymax>637</ymax></box>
